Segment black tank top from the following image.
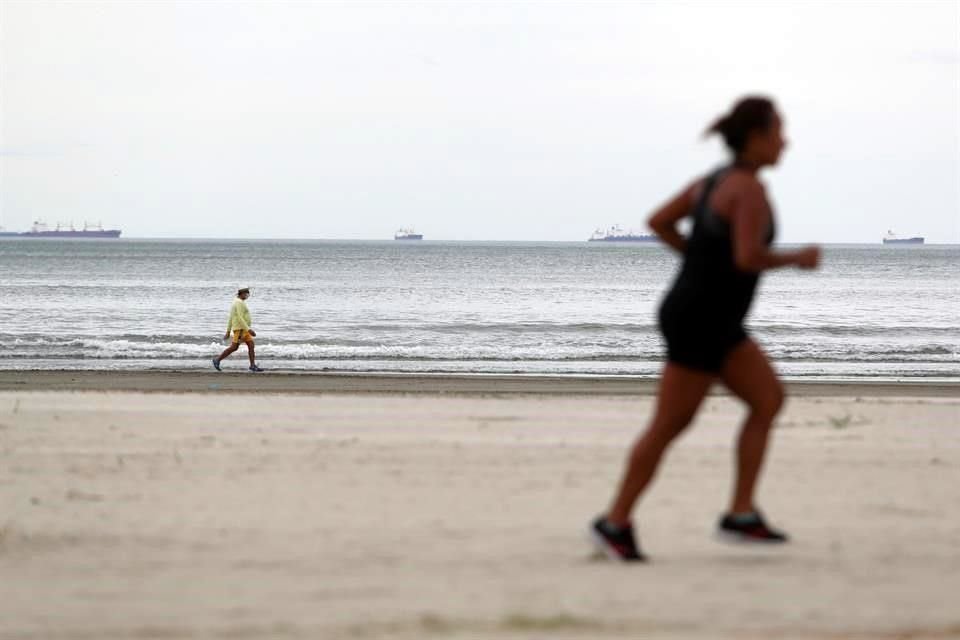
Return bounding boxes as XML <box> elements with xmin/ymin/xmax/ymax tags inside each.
<box><xmin>665</xmin><ymin>167</ymin><xmax>776</xmax><ymax>328</ymax></box>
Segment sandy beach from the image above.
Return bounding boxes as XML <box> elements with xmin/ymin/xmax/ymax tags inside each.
<box><xmin>1</xmin><ymin>377</ymin><xmax>958</xmax><ymax>639</ymax></box>
<box><xmin>1</xmin><ymin>370</ymin><xmax>959</xmax><ymax>397</ymax></box>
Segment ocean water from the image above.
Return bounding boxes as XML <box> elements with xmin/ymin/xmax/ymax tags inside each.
<box><xmin>1</xmin><ymin>239</ymin><xmax>957</xmax><ymax>381</ymax></box>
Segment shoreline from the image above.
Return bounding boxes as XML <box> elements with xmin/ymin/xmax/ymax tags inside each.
<box><xmin>1</xmin><ymin>369</ymin><xmax>958</xmax><ymax>396</ymax></box>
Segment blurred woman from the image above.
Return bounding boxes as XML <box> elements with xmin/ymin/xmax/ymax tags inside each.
<box><xmin>591</xmin><ymin>97</ymin><xmax>820</xmax><ymax>561</ymax></box>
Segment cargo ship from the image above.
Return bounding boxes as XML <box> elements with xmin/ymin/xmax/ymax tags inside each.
<box><xmin>11</xmin><ymin>221</ymin><xmax>122</xmax><ymax>238</ymax></box>
<box><xmin>588</xmin><ymin>225</ymin><xmax>657</xmax><ymax>242</ymax></box>
<box><xmin>394</xmin><ymin>228</ymin><xmax>423</xmax><ymax>240</ymax></box>
<box><xmin>882</xmin><ymin>230</ymin><xmax>923</xmax><ymax>245</ymax></box>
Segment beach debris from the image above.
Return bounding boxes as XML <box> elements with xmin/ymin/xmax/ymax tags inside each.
<box><xmin>828</xmin><ymin>414</ymin><xmax>852</xmax><ymax>429</ymax></box>
<box><xmin>66</xmin><ymin>489</ymin><xmax>103</xmax><ymax>502</ymax></box>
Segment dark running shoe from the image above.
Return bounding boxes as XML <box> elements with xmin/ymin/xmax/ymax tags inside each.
<box><xmin>248</xmin><ymin>364</ymin><xmax>264</xmax><ymax>372</ymax></box>
<box><xmin>212</xmin><ymin>358</ymin><xmax>221</xmax><ymax>371</ymax></box>
<box><xmin>589</xmin><ymin>516</ymin><xmax>647</xmax><ymax>562</ymax></box>
<box><xmin>717</xmin><ymin>511</ymin><xmax>789</xmax><ymax>544</ymax></box>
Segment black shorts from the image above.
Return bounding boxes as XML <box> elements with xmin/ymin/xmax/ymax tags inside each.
<box><xmin>658</xmin><ymin>298</ymin><xmax>749</xmax><ymax>374</ymax></box>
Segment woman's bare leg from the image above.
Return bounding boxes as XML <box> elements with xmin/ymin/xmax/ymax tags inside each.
<box><xmin>720</xmin><ymin>339</ymin><xmax>784</xmax><ymax>514</ymax></box>
<box><xmin>606</xmin><ymin>363</ymin><xmax>715</xmax><ymax>526</ymax></box>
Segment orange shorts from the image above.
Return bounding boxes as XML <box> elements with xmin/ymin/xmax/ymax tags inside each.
<box><xmin>232</xmin><ymin>329</ymin><xmax>254</xmax><ymax>344</ymax></box>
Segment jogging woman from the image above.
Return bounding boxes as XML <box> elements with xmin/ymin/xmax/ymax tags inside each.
<box><xmin>591</xmin><ymin>96</ymin><xmax>820</xmax><ymax>561</ymax></box>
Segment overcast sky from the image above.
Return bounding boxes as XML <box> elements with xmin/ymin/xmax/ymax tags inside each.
<box><xmin>1</xmin><ymin>1</ymin><xmax>957</xmax><ymax>242</ymax></box>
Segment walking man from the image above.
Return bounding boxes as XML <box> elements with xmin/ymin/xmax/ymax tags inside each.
<box><xmin>213</xmin><ymin>287</ymin><xmax>264</xmax><ymax>372</ymax></box>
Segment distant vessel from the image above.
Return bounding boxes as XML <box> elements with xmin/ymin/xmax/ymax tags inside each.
<box><xmin>394</xmin><ymin>228</ymin><xmax>423</xmax><ymax>240</ymax></box>
<box><xmin>15</xmin><ymin>220</ymin><xmax>122</xmax><ymax>239</ymax></box>
<box><xmin>882</xmin><ymin>230</ymin><xmax>923</xmax><ymax>245</ymax></box>
<box><xmin>588</xmin><ymin>225</ymin><xmax>657</xmax><ymax>243</ymax></box>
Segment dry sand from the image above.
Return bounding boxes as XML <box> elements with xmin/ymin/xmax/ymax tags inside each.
<box><xmin>1</xmin><ymin>380</ymin><xmax>958</xmax><ymax>639</ymax></box>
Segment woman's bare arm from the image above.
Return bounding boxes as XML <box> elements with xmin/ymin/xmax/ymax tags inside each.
<box><xmin>730</xmin><ymin>179</ymin><xmax>819</xmax><ymax>272</ymax></box>
<box><xmin>647</xmin><ymin>182</ymin><xmax>698</xmax><ymax>254</ymax></box>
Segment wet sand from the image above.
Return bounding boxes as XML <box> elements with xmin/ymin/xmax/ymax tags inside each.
<box><xmin>1</xmin><ymin>369</ymin><xmax>958</xmax><ymax>397</ymax></box>
<box><xmin>0</xmin><ymin>383</ymin><xmax>958</xmax><ymax>639</ymax></box>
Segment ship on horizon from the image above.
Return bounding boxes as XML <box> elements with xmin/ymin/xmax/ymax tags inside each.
<box><xmin>882</xmin><ymin>230</ymin><xmax>924</xmax><ymax>245</ymax></box>
<box><xmin>1</xmin><ymin>220</ymin><xmax>122</xmax><ymax>239</ymax></box>
<box><xmin>394</xmin><ymin>228</ymin><xmax>423</xmax><ymax>240</ymax></box>
<box><xmin>588</xmin><ymin>225</ymin><xmax>657</xmax><ymax>243</ymax></box>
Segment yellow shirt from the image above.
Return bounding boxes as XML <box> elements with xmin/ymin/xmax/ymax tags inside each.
<box><xmin>226</xmin><ymin>298</ymin><xmax>251</xmax><ymax>332</ymax></box>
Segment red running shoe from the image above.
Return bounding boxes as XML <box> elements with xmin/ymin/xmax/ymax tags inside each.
<box><xmin>717</xmin><ymin>510</ymin><xmax>789</xmax><ymax>543</ymax></box>
<box><xmin>589</xmin><ymin>517</ymin><xmax>648</xmax><ymax>562</ymax></box>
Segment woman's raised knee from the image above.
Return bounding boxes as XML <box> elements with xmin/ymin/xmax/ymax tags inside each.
<box><xmin>639</xmin><ymin>413</ymin><xmax>694</xmax><ymax>450</ymax></box>
<box><xmin>751</xmin><ymin>382</ymin><xmax>784</xmax><ymax>422</ymax></box>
